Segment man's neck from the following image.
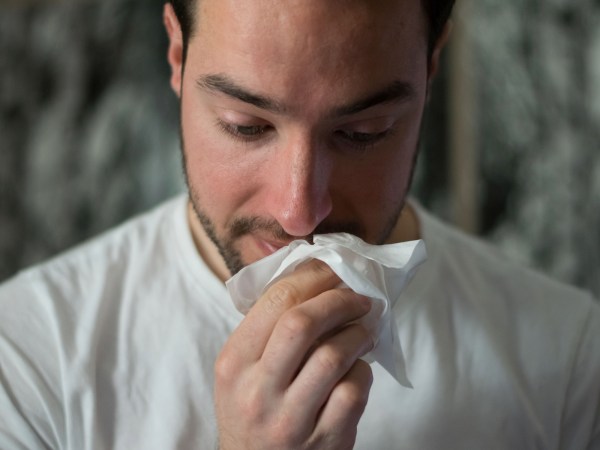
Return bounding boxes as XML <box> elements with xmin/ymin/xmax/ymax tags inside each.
<box><xmin>187</xmin><ymin>202</ymin><xmax>232</xmax><ymax>283</ymax></box>
<box><xmin>387</xmin><ymin>202</ymin><xmax>421</xmax><ymax>244</ymax></box>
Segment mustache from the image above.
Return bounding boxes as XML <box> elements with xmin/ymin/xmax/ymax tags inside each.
<box><xmin>229</xmin><ymin>217</ymin><xmax>365</xmax><ymax>244</ymax></box>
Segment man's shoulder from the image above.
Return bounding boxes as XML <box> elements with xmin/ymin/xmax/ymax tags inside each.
<box><xmin>414</xmin><ymin>203</ymin><xmax>594</xmax><ymax>306</ymax></box>
<box><xmin>407</xmin><ymin>205</ymin><xmax>600</xmax><ymax>428</ymax></box>
<box><xmin>0</xmin><ymin>194</ymin><xmax>225</xmax><ymax>449</ymax></box>
<box><xmin>0</xmin><ymin>194</ymin><xmax>187</xmax><ymax>305</ymax></box>
<box><xmin>410</xmin><ymin>202</ymin><xmax>599</xmax><ymax>364</ymax></box>
<box><xmin>0</xmin><ymin>194</ymin><xmax>192</xmax><ymax>375</ymax></box>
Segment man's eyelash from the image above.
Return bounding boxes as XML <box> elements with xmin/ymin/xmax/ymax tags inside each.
<box><xmin>216</xmin><ymin>119</ymin><xmax>395</xmax><ymax>151</ymax></box>
<box><xmin>216</xmin><ymin>120</ymin><xmax>270</xmax><ymax>142</ymax></box>
<box><xmin>336</xmin><ymin>129</ymin><xmax>394</xmax><ymax>151</ymax></box>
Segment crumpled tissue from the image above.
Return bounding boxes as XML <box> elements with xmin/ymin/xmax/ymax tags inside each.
<box><xmin>225</xmin><ymin>232</ymin><xmax>427</xmax><ymax>387</ymax></box>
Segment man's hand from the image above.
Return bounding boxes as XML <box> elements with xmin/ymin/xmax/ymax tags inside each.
<box><xmin>215</xmin><ymin>259</ymin><xmax>374</xmax><ymax>449</ymax></box>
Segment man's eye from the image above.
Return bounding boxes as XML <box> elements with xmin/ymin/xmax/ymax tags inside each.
<box><xmin>233</xmin><ymin>125</ymin><xmax>269</xmax><ymax>136</ymax></box>
<box><xmin>342</xmin><ymin>131</ymin><xmax>380</xmax><ymax>143</ymax></box>
<box><xmin>336</xmin><ymin>129</ymin><xmax>390</xmax><ymax>149</ymax></box>
<box><xmin>217</xmin><ymin>120</ymin><xmax>272</xmax><ymax>141</ymax></box>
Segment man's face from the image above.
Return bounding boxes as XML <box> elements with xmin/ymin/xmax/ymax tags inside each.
<box><xmin>173</xmin><ymin>0</ymin><xmax>431</xmax><ymax>275</ymax></box>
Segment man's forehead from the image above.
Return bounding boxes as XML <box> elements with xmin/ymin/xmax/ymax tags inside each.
<box><xmin>186</xmin><ymin>0</ymin><xmax>429</xmax><ymax>116</ymax></box>
<box><xmin>192</xmin><ymin>0</ymin><xmax>428</xmax><ymax>59</ymax></box>
<box><xmin>197</xmin><ymin>0</ymin><xmax>410</xmax><ymax>11</ymax></box>
<box><xmin>195</xmin><ymin>0</ymin><xmax>423</xmax><ymax>29</ymax></box>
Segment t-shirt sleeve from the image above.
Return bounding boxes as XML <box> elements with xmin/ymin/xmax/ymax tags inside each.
<box><xmin>559</xmin><ymin>296</ymin><xmax>600</xmax><ymax>449</ymax></box>
<box><xmin>0</xmin><ymin>273</ymin><xmax>64</xmax><ymax>450</ymax></box>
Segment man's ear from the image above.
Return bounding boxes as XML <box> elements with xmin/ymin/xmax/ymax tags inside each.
<box><xmin>164</xmin><ymin>3</ymin><xmax>184</xmax><ymax>97</ymax></box>
<box><xmin>428</xmin><ymin>21</ymin><xmax>453</xmax><ymax>82</ymax></box>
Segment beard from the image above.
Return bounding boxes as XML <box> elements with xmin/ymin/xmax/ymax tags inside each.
<box><xmin>187</xmin><ymin>194</ymin><xmax>384</xmax><ymax>277</ymax></box>
<box><xmin>180</xmin><ymin>129</ymin><xmax>415</xmax><ymax>277</ymax></box>
<box><xmin>185</xmin><ymin>185</ymin><xmax>405</xmax><ymax>277</ymax></box>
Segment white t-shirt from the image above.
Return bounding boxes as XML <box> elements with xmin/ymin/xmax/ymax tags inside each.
<box><xmin>0</xmin><ymin>195</ymin><xmax>598</xmax><ymax>449</ymax></box>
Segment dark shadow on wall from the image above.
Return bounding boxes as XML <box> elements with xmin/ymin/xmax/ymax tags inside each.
<box><xmin>0</xmin><ymin>0</ymin><xmax>183</xmax><ymax>281</ymax></box>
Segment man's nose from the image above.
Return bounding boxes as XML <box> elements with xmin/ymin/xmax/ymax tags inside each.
<box><xmin>266</xmin><ymin>136</ymin><xmax>333</xmax><ymax>237</ymax></box>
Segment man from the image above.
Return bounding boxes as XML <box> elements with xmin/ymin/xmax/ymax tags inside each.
<box><xmin>0</xmin><ymin>0</ymin><xmax>598</xmax><ymax>449</ymax></box>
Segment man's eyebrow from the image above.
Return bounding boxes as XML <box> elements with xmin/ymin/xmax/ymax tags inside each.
<box><xmin>332</xmin><ymin>81</ymin><xmax>417</xmax><ymax>117</ymax></box>
<box><xmin>196</xmin><ymin>74</ymin><xmax>415</xmax><ymax>117</ymax></box>
<box><xmin>196</xmin><ymin>74</ymin><xmax>285</xmax><ymax>114</ymax></box>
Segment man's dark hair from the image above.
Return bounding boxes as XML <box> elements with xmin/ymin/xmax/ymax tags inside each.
<box><xmin>169</xmin><ymin>0</ymin><xmax>195</xmax><ymax>62</ymax></box>
<box><xmin>423</xmin><ymin>0</ymin><xmax>455</xmax><ymax>56</ymax></box>
<box><xmin>169</xmin><ymin>0</ymin><xmax>455</xmax><ymax>63</ymax></box>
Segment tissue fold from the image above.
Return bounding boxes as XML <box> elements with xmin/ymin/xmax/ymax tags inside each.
<box><xmin>225</xmin><ymin>233</ymin><xmax>427</xmax><ymax>387</ymax></box>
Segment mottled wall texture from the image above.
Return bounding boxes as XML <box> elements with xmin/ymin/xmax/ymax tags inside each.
<box><xmin>0</xmin><ymin>0</ymin><xmax>182</xmax><ymax>277</ymax></box>
<box><xmin>473</xmin><ymin>0</ymin><xmax>600</xmax><ymax>297</ymax></box>
<box><xmin>1</xmin><ymin>0</ymin><xmax>599</xmax><ymax>297</ymax></box>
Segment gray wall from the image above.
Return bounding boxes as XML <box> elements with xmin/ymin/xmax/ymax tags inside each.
<box><xmin>1</xmin><ymin>0</ymin><xmax>599</xmax><ymax>297</ymax></box>
<box><xmin>475</xmin><ymin>0</ymin><xmax>600</xmax><ymax>296</ymax></box>
<box><xmin>0</xmin><ymin>0</ymin><xmax>183</xmax><ymax>276</ymax></box>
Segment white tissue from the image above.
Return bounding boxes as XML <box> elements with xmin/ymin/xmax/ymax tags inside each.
<box><xmin>225</xmin><ymin>233</ymin><xmax>427</xmax><ymax>387</ymax></box>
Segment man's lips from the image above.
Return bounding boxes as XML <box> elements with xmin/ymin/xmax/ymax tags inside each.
<box><xmin>253</xmin><ymin>236</ymin><xmax>291</xmax><ymax>256</ymax></box>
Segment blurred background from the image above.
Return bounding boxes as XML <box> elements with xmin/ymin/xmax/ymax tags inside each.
<box><xmin>1</xmin><ymin>0</ymin><xmax>599</xmax><ymax>298</ymax></box>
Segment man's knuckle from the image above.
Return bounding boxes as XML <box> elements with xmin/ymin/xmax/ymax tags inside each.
<box><xmin>311</xmin><ymin>258</ymin><xmax>333</xmax><ymax>276</ymax></box>
<box><xmin>279</xmin><ymin>309</ymin><xmax>315</xmax><ymax>336</ymax></box>
<box><xmin>264</xmin><ymin>281</ymin><xmax>300</xmax><ymax>313</ymax></box>
<box><xmin>332</xmin><ymin>288</ymin><xmax>360</xmax><ymax>309</ymax></box>
<box><xmin>336</xmin><ymin>381</ymin><xmax>370</xmax><ymax>412</ymax></box>
<box><xmin>214</xmin><ymin>352</ymin><xmax>238</xmax><ymax>385</ymax></box>
<box><xmin>314</xmin><ymin>345</ymin><xmax>347</xmax><ymax>373</ymax></box>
